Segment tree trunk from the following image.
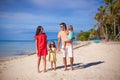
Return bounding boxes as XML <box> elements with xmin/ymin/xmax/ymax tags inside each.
<box><xmin>105</xmin><ymin>24</ymin><xmax>108</xmax><ymax>41</ymax></box>
<box><xmin>114</xmin><ymin>20</ymin><xmax>116</xmax><ymax>36</ymax></box>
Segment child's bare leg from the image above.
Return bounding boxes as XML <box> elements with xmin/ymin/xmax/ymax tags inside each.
<box><xmin>51</xmin><ymin>62</ymin><xmax>53</xmax><ymax>70</ymax></box>
<box><xmin>54</xmin><ymin>62</ymin><xmax>56</xmax><ymax>71</ymax></box>
<box><xmin>37</xmin><ymin>57</ymin><xmax>41</xmax><ymax>73</ymax></box>
<box><xmin>64</xmin><ymin>40</ymin><xmax>71</xmax><ymax>49</ymax></box>
<box><xmin>43</xmin><ymin>56</ymin><xmax>46</xmax><ymax>72</ymax></box>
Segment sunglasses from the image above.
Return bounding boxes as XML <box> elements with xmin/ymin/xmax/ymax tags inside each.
<box><xmin>60</xmin><ymin>25</ymin><xmax>64</xmax><ymax>28</ymax></box>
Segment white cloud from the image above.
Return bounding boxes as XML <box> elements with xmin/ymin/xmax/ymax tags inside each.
<box><xmin>0</xmin><ymin>0</ymin><xmax>102</xmax><ymax>34</ymax></box>
<box><xmin>0</xmin><ymin>0</ymin><xmax>102</xmax><ymax>40</ymax></box>
<box><xmin>0</xmin><ymin>0</ymin><xmax>15</xmax><ymax>4</ymax></box>
<box><xmin>0</xmin><ymin>11</ymin><xmax>95</xmax><ymax>33</ymax></box>
<box><xmin>0</xmin><ymin>12</ymin><xmax>81</xmax><ymax>25</ymax></box>
<box><xmin>28</xmin><ymin>0</ymin><xmax>100</xmax><ymax>9</ymax></box>
<box><xmin>0</xmin><ymin>12</ymin><xmax>64</xmax><ymax>31</ymax></box>
<box><xmin>0</xmin><ymin>12</ymin><xmax>37</xmax><ymax>21</ymax></box>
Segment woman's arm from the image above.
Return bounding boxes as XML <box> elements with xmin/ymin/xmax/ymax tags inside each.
<box><xmin>35</xmin><ymin>40</ymin><xmax>38</xmax><ymax>54</ymax></box>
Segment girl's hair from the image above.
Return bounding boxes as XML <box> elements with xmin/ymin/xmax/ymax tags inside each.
<box><xmin>35</xmin><ymin>26</ymin><xmax>44</xmax><ymax>35</ymax></box>
<box><xmin>49</xmin><ymin>41</ymin><xmax>56</xmax><ymax>48</ymax></box>
<box><xmin>68</xmin><ymin>25</ymin><xmax>73</xmax><ymax>31</ymax></box>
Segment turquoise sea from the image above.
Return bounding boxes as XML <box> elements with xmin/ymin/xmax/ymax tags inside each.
<box><xmin>0</xmin><ymin>32</ymin><xmax>77</xmax><ymax>58</ymax></box>
<box><xmin>0</xmin><ymin>32</ymin><xmax>58</xmax><ymax>58</ymax></box>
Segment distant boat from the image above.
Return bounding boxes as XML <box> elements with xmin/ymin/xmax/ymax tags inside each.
<box><xmin>91</xmin><ymin>38</ymin><xmax>101</xmax><ymax>43</ymax></box>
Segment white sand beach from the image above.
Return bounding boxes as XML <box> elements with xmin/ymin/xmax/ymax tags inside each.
<box><xmin>0</xmin><ymin>41</ymin><xmax>120</xmax><ymax>80</ymax></box>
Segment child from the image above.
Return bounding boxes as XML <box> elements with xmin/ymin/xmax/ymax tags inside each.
<box><xmin>64</xmin><ymin>25</ymin><xmax>75</xmax><ymax>48</ymax></box>
<box><xmin>35</xmin><ymin>26</ymin><xmax>48</xmax><ymax>73</ymax></box>
<box><xmin>48</xmin><ymin>41</ymin><xmax>57</xmax><ymax>71</ymax></box>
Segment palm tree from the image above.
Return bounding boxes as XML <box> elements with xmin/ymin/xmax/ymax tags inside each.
<box><xmin>104</xmin><ymin>0</ymin><xmax>120</xmax><ymax>39</ymax></box>
<box><xmin>94</xmin><ymin>6</ymin><xmax>109</xmax><ymax>40</ymax></box>
<box><xmin>94</xmin><ymin>0</ymin><xmax>120</xmax><ymax>41</ymax></box>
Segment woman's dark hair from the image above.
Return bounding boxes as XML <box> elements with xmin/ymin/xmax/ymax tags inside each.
<box><xmin>35</xmin><ymin>26</ymin><xmax>44</xmax><ymax>35</ymax></box>
<box><xmin>59</xmin><ymin>22</ymin><xmax>67</xmax><ymax>30</ymax></box>
<box><xmin>49</xmin><ymin>41</ymin><xmax>56</xmax><ymax>48</ymax></box>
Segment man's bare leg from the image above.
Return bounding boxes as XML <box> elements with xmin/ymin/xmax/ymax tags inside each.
<box><xmin>63</xmin><ymin>57</ymin><xmax>67</xmax><ymax>70</ymax></box>
<box><xmin>70</xmin><ymin>57</ymin><xmax>74</xmax><ymax>70</ymax></box>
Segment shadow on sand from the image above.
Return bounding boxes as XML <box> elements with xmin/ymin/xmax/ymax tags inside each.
<box><xmin>56</xmin><ymin>61</ymin><xmax>104</xmax><ymax>70</ymax></box>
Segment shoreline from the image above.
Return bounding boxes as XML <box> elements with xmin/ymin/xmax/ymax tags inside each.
<box><xmin>0</xmin><ymin>41</ymin><xmax>90</xmax><ymax>62</ymax></box>
<box><xmin>0</xmin><ymin>41</ymin><xmax>120</xmax><ymax>62</ymax></box>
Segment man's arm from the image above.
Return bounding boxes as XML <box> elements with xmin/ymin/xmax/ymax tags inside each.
<box><xmin>57</xmin><ymin>37</ymin><xmax>61</xmax><ymax>51</ymax></box>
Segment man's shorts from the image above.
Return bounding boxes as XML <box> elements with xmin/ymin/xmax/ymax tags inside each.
<box><xmin>61</xmin><ymin>45</ymin><xmax>73</xmax><ymax>58</ymax></box>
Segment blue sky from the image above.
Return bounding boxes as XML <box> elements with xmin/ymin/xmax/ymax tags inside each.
<box><xmin>0</xmin><ymin>0</ymin><xmax>103</xmax><ymax>40</ymax></box>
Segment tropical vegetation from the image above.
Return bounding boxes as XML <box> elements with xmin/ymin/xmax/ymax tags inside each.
<box><xmin>77</xmin><ymin>0</ymin><xmax>120</xmax><ymax>41</ymax></box>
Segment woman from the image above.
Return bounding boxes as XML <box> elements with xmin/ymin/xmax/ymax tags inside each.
<box><xmin>35</xmin><ymin>26</ymin><xmax>48</xmax><ymax>73</ymax></box>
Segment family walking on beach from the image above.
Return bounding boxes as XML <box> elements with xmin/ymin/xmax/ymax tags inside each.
<box><xmin>35</xmin><ymin>22</ymin><xmax>74</xmax><ymax>73</ymax></box>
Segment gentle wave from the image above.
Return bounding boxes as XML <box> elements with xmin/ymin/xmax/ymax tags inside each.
<box><xmin>0</xmin><ymin>39</ymin><xmax>58</xmax><ymax>58</ymax></box>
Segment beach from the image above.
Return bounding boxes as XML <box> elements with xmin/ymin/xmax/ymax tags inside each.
<box><xmin>0</xmin><ymin>41</ymin><xmax>120</xmax><ymax>80</ymax></box>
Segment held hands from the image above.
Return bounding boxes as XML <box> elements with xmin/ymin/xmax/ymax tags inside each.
<box><xmin>57</xmin><ymin>47</ymin><xmax>61</xmax><ymax>51</ymax></box>
<box><xmin>57</xmin><ymin>48</ymin><xmax>62</xmax><ymax>54</ymax></box>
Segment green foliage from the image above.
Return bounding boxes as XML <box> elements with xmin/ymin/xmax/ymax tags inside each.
<box><xmin>94</xmin><ymin>0</ymin><xmax>120</xmax><ymax>41</ymax></box>
<box><xmin>77</xmin><ymin>29</ymin><xmax>100</xmax><ymax>41</ymax></box>
<box><xmin>77</xmin><ymin>0</ymin><xmax>120</xmax><ymax>41</ymax></box>
<box><xmin>89</xmin><ymin>29</ymin><xmax>100</xmax><ymax>39</ymax></box>
<box><xmin>77</xmin><ymin>31</ymin><xmax>90</xmax><ymax>41</ymax></box>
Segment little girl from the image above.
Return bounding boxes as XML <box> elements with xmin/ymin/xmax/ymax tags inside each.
<box><xmin>48</xmin><ymin>41</ymin><xmax>57</xmax><ymax>71</ymax></box>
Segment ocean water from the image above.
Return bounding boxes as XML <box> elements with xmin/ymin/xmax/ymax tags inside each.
<box><xmin>0</xmin><ymin>32</ymin><xmax>77</xmax><ymax>58</ymax></box>
<box><xmin>0</xmin><ymin>32</ymin><xmax>58</xmax><ymax>58</ymax></box>
<box><xmin>0</xmin><ymin>40</ymin><xmax>35</xmax><ymax>58</ymax></box>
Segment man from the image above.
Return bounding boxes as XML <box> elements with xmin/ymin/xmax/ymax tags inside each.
<box><xmin>57</xmin><ymin>22</ymin><xmax>74</xmax><ymax>70</ymax></box>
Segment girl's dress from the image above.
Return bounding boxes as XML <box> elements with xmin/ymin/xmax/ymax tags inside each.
<box><xmin>49</xmin><ymin>47</ymin><xmax>56</xmax><ymax>62</ymax></box>
<box><xmin>35</xmin><ymin>33</ymin><xmax>48</xmax><ymax>56</ymax></box>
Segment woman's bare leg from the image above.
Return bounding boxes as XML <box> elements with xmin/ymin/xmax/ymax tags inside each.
<box><xmin>43</xmin><ymin>56</ymin><xmax>46</xmax><ymax>72</ymax></box>
<box><xmin>37</xmin><ymin>57</ymin><xmax>41</xmax><ymax>73</ymax></box>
